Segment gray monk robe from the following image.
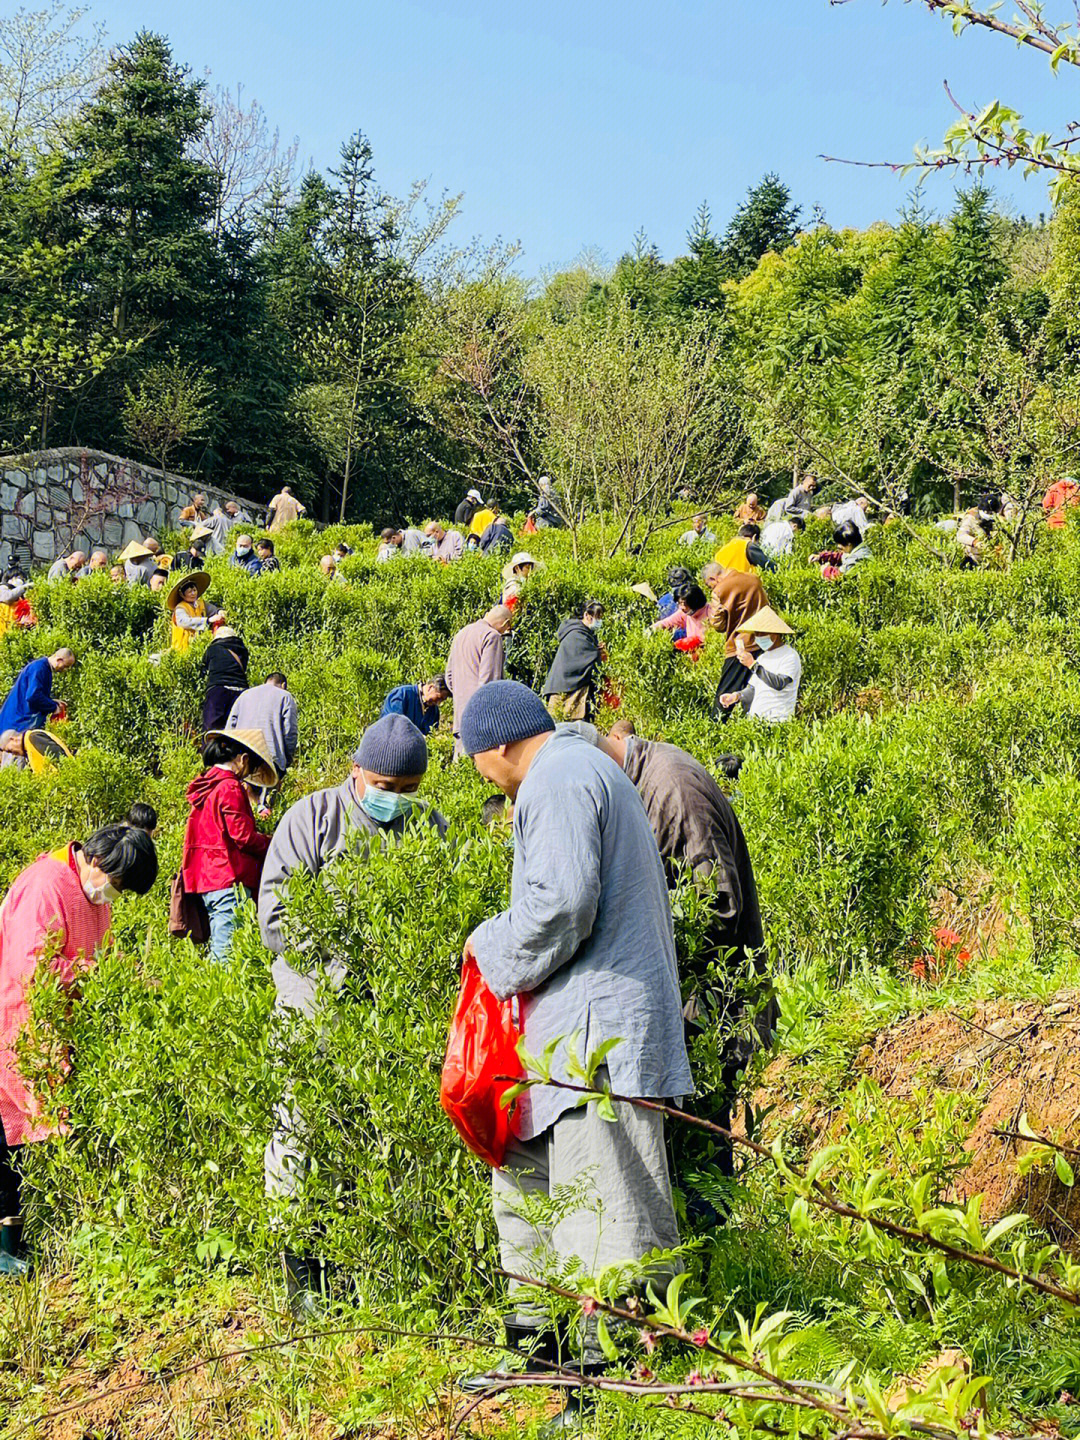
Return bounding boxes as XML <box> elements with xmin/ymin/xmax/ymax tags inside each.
<box><xmin>257</xmin><ymin>778</ymin><xmax>447</xmax><ymax>1198</ymax></box>
<box><xmin>471</xmin><ymin>729</ymin><xmax>691</xmax><ymax>1317</ymax></box>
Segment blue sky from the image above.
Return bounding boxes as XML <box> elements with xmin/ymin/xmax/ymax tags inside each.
<box><xmin>94</xmin><ymin>0</ymin><xmax>1076</xmax><ymax>271</ymax></box>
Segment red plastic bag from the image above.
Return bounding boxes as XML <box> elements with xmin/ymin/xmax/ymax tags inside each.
<box><xmin>601</xmin><ymin>679</ymin><xmax>622</xmax><ymax>710</ymax></box>
<box><xmin>440</xmin><ymin>955</ymin><xmax>521</xmax><ymax>1168</ymax></box>
<box><xmin>521</xmin><ymin>515</ymin><xmax>538</xmax><ymax>534</ymax></box>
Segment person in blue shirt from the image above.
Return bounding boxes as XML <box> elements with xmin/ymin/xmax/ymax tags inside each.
<box><xmin>381</xmin><ymin>675</ymin><xmax>450</xmax><ymax>737</ymax></box>
<box><xmin>0</xmin><ymin>650</ymin><xmax>76</xmax><ymax>768</ymax></box>
<box><xmin>229</xmin><ymin>535</ymin><xmax>262</xmax><ymax>576</ymax></box>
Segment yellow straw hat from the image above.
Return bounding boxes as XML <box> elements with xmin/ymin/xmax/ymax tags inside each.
<box><xmin>166</xmin><ymin>570</ymin><xmax>211</xmax><ymax>611</ymax></box>
<box><xmin>116</xmin><ymin>539</ymin><xmax>154</xmax><ymax>563</ymax></box>
<box><xmin>630</xmin><ymin>581</ymin><xmax>658</xmax><ymax>602</ymax></box>
<box><xmin>736</xmin><ymin>605</ymin><xmax>794</xmax><ymax>636</ymax></box>
<box><xmin>190</xmin><ymin>525</ymin><xmax>213</xmax><ymax>543</ymax></box>
<box><xmin>203</xmin><ymin>728</ymin><xmax>279</xmax><ymax>788</ymax></box>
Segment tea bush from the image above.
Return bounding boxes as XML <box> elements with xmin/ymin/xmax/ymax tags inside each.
<box><xmin>4</xmin><ymin>508</ymin><xmax>1080</xmax><ymax>1324</ymax></box>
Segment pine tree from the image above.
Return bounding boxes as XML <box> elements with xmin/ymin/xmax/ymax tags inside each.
<box><xmin>723</xmin><ymin>173</ymin><xmax>801</xmax><ymax>278</ymax></box>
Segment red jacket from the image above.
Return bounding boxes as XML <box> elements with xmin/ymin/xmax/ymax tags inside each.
<box><xmin>181</xmin><ymin>766</ymin><xmax>270</xmax><ymax>894</ymax></box>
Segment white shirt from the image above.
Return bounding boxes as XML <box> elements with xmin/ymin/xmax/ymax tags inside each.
<box><xmin>678</xmin><ymin>528</ymin><xmax>716</xmax><ymax>546</ymax></box>
<box><xmin>760</xmin><ymin>520</ymin><xmax>794</xmax><ymax>557</ymax></box>
<box><xmin>746</xmin><ymin>644</ymin><xmax>802</xmax><ymax>723</ymax></box>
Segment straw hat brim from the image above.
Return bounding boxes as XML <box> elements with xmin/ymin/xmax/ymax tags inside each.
<box><xmin>502</xmin><ymin>553</ymin><xmax>545</xmax><ymax>582</ymax></box>
<box><xmin>630</xmin><ymin>581</ymin><xmax>658</xmax><ymax>602</ymax></box>
<box><xmin>190</xmin><ymin>526</ymin><xmax>213</xmax><ymax>542</ymax></box>
<box><xmin>166</xmin><ymin>570</ymin><xmax>211</xmax><ymax>610</ymax></box>
<box><xmin>736</xmin><ymin>605</ymin><xmax>794</xmax><ymax>636</ymax></box>
<box><xmin>204</xmin><ymin>728</ymin><xmax>279</xmax><ymax>789</ymax></box>
<box><xmin>117</xmin><ymin>541</ymin><xmax>154</xmax><ymax>563</ymax></box>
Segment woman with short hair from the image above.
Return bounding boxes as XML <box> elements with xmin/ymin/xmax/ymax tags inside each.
<box><xmin>0</xmin><ymin>820</ymin><xmax>158</xmax><ymax>1275</ymax></box>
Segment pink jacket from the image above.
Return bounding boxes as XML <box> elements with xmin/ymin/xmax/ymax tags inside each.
<box><xmin>656</xmin><ymin>606</ymin><xmax>709</xmax><ymax>643</ymax></box>
<box><xmin>0</xmin><ymin>847</ymin><xmax>110</xmax><ymax>1145</ymax></box>
<box><xmin>446</xmin><ymin>620</ymin><xmax>505</xmax><ymax>739</ymax></box>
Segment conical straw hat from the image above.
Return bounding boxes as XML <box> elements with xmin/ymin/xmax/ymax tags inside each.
<box><xmin>166</xmin><ymin>570</ymin><xmax>210</xmax><ymax>611</ymax></box>
<box><xmin>203</xmin><ymin>728</ymin><xmax>279</xmax><ymax>789</ymax></box>
<box><xmin>117</xmin><ymin>540</ymin><xmax>154</xmax><ymax>563</ymax></box>
<box><xmin>631</xmin><ymin>581</ymin><xmax>658</xmax><ymax>602</ymax></box>
<box><xmin>736</xmin><ymin>605</ymin><xmax>794</xmax><ymax>636</ymax></box>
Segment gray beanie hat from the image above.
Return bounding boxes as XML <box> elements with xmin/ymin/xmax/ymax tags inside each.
<box><xmin>460</xmin><ymin>680</ymin><xmax>555</xmax><ymax>757</ymax></box>
<box><xmin>353</xmin><ymin>714</ymin><xmax>429</xmax><ymax>776</ymax></box>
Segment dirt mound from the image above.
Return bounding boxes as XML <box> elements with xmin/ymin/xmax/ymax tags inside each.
<box><xmin>756</xmin><ymin>991</ymin><xmax>1080</xmax><ymax>1248</ymax></box>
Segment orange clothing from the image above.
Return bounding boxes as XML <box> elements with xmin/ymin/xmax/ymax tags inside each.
<box><xmin>1043</xmin><ymin>479</ymin><xmax>1079</xmax><ymax>529</ymax></box>
<box><xmin>706</xmin><ymin>570</ymin><xmax>769</xmax><ymax>657</ymax></box>
<box><xmin>734</xmin><ymin>502</ymin><xmax>766</xmax><ymax>524</ymax></box>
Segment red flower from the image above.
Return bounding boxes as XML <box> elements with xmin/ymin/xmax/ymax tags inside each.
<box><xmin>933</xmin><ymin>926</ymin><xmax>962</xmax><ymax>948</ymax></box>
<box><xmin>690</xmin><ymin>1327</ymin><xmax>710</xmax><ymax>1348</ymax></box>
<box><xmin>956</xmin><ymin>949</ymin><xmax>971</xmax><ymax>969</ymax></box>
<box><xmin>581</xmin><ymin>1297</ymin><xmax>598</xmax><ymax>1316</ymax></box>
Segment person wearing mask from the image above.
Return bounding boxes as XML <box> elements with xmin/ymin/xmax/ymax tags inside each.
<box><xmin>267</xmin><ymin>485</ymin><xmax>306</xmax><ymax>533</ymax></box>
<box><xmin>760</xmin><ymin>514</ymin><xmax>805</xmax><ymax>559</ymax></box>
<box><xmin>0</xmin><ymin>650</ymin><xmax>76</xmax><ymax>769</ymax></box>
<box><xmin>445</xmin><ymin>606</ymin><xmax>513</xmax><ymax>757</ymax></box>
<box><xmin>381</xmin><ymin>675</ymin><xmax>450</xmax><ymax>736</ymax></box>
<box><xmin>377</xmin><ymin>527</ymin><xmax>429</xmax><ymax>561</ymax></box>
<box><xmin>678</xmin><ymin>514</ymin><xmax>716</xmax><ymax>547</ymax></box>
<box><xmin>46</xmin><ymin>551</ymin><xmax>87</xmax><ymax>583</ymax></box>
<box><xmin>171</xmin><ymin>538</ymin><xmax>208</xmax><ymax>574</ymax></box>
<box><xmin>699</xmin><ymin>561</ymin><xmax>770</xmax><ymax>720</ymax></box>
<box><xmin>230</xmin><ymin>535</ymin><xmax>262</xmax><ymax>576</ymax></box>
<box><xmin>0</xmin><ymin>821</ymin><xmax>158</xmax><ymax>1275</ymax></box>
<box><xmin>424</xmin><ymin>521</ymin><xmax>464</xmax><ymax>562</ymax></box>
<box><xmin>734</xmin><ymin>493</ymin><xmax>767</xmax><ymax>524</ymax></box>
<box><xmin>464</xmin><ymin>533</ymin><xmax>482</xmax><ymax>554</ymax></box>
<box><xmin>812</xmin><ymin>521</ymin><xmax>872</xmax><ymax>578</ymax></box>
<box><xmin>479</xmin><ymin>511</ymin><xmax>514</xmax><ymax>553</ymax></box>
<box><xmin>716</xmin><ymin>607</ymin><xmax>802</xmax><ymax>723</ymax></box>
<box><xmin>258</xmin><ymin>715</ymin><xmax>447</xmax><ymax>1315</ymax></box>
<box><xmin>227</xmin><ymin>673</ymin><xmax>299</xmax><ymax>779</ymax></box>
<box><xmin>457</xmin><ymin>682</ymin><xmax>690</xmax><ymax>1406</ymax></box>
<box><xmin>454</xmin><ymin>487</ymin><xmax>485</xmax><ymax>529</ymax></box>
<box><xmin>256</xmin><ymin>539</ymin><xmax>281</xmax><ymax>573</ymax></box>
<box><xmin>201</xmin><ymin>624</ymin><xmax>250</xmax><ymax>734</ymax></box>
<box><xmin>543</xmin><ymin>603</ymin><xmax>605</xmax><ymax>720</ymax></box>
<box><xmin>167</xmin><ymin>573</ymin><xmax>213</xmax><ymax>654</ymax></box>
<box><xmin>652</xmin><ymin>582</ymin><xmax>709</xmax><ymax>646</ymax></box>
<box><xmin>181</xmin><ymin>731</ymin><xmax>277</xmax><ymax>963</ymax></box>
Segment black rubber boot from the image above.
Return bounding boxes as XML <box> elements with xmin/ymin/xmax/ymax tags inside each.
<box><xmin>459</xmin><ymin>1320</ymin><xmax>563</xmax><ymax>1394</ymax></box>
<box><xmin>282</xmin><ymin>1251</ymin><xmax>327</xmax><ymax>1322</ymax></box>
<box><xmin>0</xmin><ymin>1220</ymin><xmax>30</xmax><ymax>1278</ymax></box>
<box><xmin>539</xmin><ymin>1362</ymin><xmax>606</xmax><ymax>1436</ymax></box>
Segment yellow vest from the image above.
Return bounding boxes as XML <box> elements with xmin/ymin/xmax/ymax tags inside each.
<box><xmin>713</xmin><ymin>537</ymin><xmax>754</xmax><ymax>574</ymax></box>
<box><xmin>171</xmin><ymin>599</ymin><xmax>206</xmax><ymax>653</ymax></box>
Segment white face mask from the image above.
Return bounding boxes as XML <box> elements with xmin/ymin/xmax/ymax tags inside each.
<box><xmin>83</xmin><ymin>878</ymin><xmax>120</xmax><ymax>906</ymax></box>
<box><xmin>757</xmin><ymin>635</ymin><xmax>775</xmax><ymax>651</ymax></box>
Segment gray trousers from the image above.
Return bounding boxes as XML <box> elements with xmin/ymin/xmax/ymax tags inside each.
<box><xmin>493</xmin><ymin>1088</ymin><xmax>681</xmax><ymax>1333</ymax></box>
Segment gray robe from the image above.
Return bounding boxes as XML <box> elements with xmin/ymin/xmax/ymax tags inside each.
<box><xmin>257</xmin><ymin>777</ymin><xmax>446</xmax><ymax>1014</ymax></box>
<box><xmin>471</xmin><ymin>729</ymin><xmax>692</xmax><ymax>1140</ymax></box>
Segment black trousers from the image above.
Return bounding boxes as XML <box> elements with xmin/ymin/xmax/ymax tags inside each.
<box><xmin>712</xmin><ymin>654</ymin><xmax>753</xmax><ymax>722</ymax></box>
<box><xmin>202</xmin><ymin>685</ymin><xmax>245</xmax><ymax>736</ymax></box>
<box><xmin>1</xmin><ymin>1124</ymin><xmax>22</xmax><ymax>1221</ymax></box>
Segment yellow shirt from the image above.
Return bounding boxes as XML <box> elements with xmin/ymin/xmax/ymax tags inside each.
<box><xmin>0</xmin><ymin>603</ymin><xmax>15</xmax><ymax>637</ymax></box>
<box><xmin>469</xmin><ymin>507</ymin><xmax>497</xmax><ymax>537</ymax></box>
<box><xmin>713</xmin><ymin>537</ymin><xmax>755</xmax><ymax>574</ymax></box>
<box><xmin>170</xmin><ymin>599</ymin><xmax>207</xmax><ymax>653</ymax></box>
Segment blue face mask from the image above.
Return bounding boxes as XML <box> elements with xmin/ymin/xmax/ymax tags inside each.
<box><xmin>360</xmin><ymin>784</ymin><xmax>416</xmax><ymax>824</ymax></box>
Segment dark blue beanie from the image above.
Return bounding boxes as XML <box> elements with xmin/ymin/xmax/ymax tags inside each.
<box><xmin>460</xmin><ymin>680</ymin><xmax>554</xmax><ymax>757</ymax></box>
<box><xmin>353</xmin><ymin>714</ymin><xmax>429</xmax><ymax>776</ymax></box>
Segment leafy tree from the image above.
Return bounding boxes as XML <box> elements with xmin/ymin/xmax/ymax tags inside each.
<box><xmin>723</xmin><ymin>173</ymin><xmax>801</xmax><ymax>278</ymax></box>
<box><xmin>666</xmin><ymin>201</ymin><xmax>730</xmax><ymax>313</ymax></box>
<box><xmin>121</xmin><ymin>357</ymin><xmax>212</xmax><ymax>481</ymax></box>
<box><xmin>0</xmin><ymin>2</ymin><xmax>104</xmax><ymax>159</ymax></box>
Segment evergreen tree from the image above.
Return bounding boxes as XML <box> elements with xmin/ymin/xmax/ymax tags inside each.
<box><xmin>723</xmin><ymin>173</ymin><xmax>801</xmax><ymax>278</ymax></box>
<box><xmin>667</xmin><ymin>201</ymin><xmax>730</xmax><ymax>313</ymax></box>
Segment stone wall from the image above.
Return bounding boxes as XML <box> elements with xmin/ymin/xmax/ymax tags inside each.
<box><xmin>0</xmin><ymin>448</ymin><xmax>265</xmax><ymax>575</ymax></box>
